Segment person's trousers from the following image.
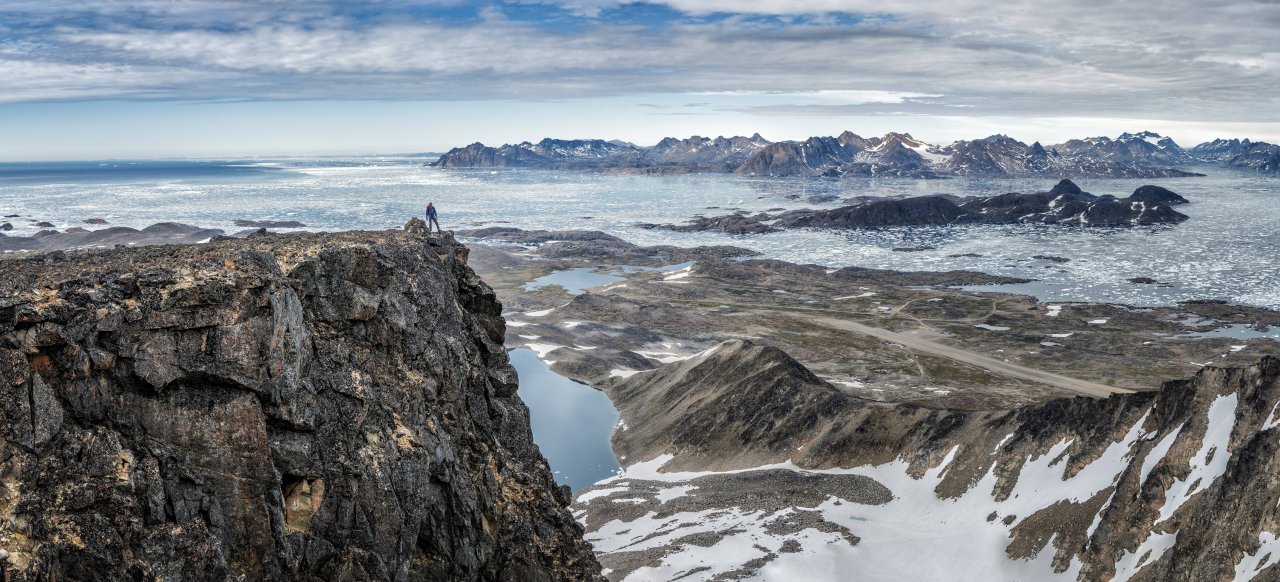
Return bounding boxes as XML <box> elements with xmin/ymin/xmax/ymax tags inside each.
<box><xmin>428</xmin><ymin>216</ymin><xmax>441</xmax><ymax>232</ymax></box>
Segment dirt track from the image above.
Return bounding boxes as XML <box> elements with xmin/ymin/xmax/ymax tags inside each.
<box><xmin>809</xmin><ymin>316</ymin><xmax>1132</xmax><ymax>397</ymax></box>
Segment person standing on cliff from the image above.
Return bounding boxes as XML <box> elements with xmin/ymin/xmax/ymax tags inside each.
<box><xmin>426</xmin><ymin>202</ymin><xmax>441</xmax><ymax>233</ymax></box>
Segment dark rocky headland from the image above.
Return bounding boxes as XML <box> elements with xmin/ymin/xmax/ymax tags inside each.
<box><xmin>0</xmin><ymin>221</ymin><xmax>602</xmax><ymax>580</ymax></box>
<box><xmin>647</xmin><ymin>179</ymin><xmax>1191</xmax><ymax>234</ymax></box>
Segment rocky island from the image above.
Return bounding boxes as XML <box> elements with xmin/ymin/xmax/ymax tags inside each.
<box><xmin>646</xmin><ymin>179</ymin><xmax>1190</xmax><ymax>234</ymax></box>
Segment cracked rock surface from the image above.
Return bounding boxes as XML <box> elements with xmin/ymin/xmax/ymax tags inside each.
<box><xmin>0</xmin><ymin>220</ymin><xmax>603</xmax><ymax>581</ymax></box>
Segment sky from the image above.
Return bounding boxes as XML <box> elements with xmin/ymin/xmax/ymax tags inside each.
<box><xmin>1</xmin><ymin>0</ymin><xmax>1278</xmax><ymax>160</ymax></box>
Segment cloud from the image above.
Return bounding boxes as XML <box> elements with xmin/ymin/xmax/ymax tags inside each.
<box><xmin>0</xmin><ymin>0</ymin><xmax>1275</xmax><ymax>126</ymax></box>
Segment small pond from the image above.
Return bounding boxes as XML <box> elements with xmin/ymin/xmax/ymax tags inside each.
<box><xmin>522</xmin><ymin>261</ymin><xmax>696</xmax><ymax>295</ymax></box>
<box><xmin>1170</xmin><ymin>324</ymin><xmax>1280</xmax><ymax>341</ymax></box>
<box><xmin>509</xmin><ymin>348</ymin><xmax>622</xmax><ymax>491</ymax></box>
<box><xmin>523</xmin><ymin>268</ymin><xmax>624</xmax><ymax>295</ymax></box>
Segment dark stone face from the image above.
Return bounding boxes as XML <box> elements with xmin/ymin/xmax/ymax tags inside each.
<box><xmin>0</xmin><ymin>225</ymin><xmax>603</xmax><ymax>581</ymax></box>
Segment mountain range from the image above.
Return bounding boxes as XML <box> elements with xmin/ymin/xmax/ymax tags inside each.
<box><xmin>432</xmin><ymin>131</ymin><xmax>1280</xmax><ymax>178</ymax></box>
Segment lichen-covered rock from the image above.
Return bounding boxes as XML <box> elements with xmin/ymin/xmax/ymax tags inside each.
<box><xmin>0</xmin><ymin>224</ymin><xmax>603</xmax><ymax>581</ymax></box>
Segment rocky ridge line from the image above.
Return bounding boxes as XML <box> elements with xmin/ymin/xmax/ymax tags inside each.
<box><xmin>580</xmin><ymin>338</ymin><xmax>1280</xmax><ymax>580</ymax></box>
<box><xmin>428</xmin><ymin>131</ymin><xmax>1280</xmax><ymax>178</ymax></box>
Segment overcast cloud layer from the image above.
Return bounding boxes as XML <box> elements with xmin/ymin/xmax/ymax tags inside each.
<box><xmin>0</xmin><ymin>0</ymin><xmax>1274</xmax><ymax>159</ymax></box>
<box><xmin>0</xmin><ymin>0</ymin><xmax>1278</xmax><ymax>158</ymax></box>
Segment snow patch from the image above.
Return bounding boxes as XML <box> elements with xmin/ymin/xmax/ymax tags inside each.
<box><xmin>525</xmin><ymin>343</ymin><xmax>565</xmax><ymax>358</ymax></box>
<box><xmin>1113</xmin><ymin>531</ymin><xmax>1178</xmax><ymax>581</ymax></box>
<box><xmin>663</xmin><ymin>265</ymin><xmax>694</xmax><ymax>281</ymax></box>
<box><xmin>1156</xmin><ymin>393</ymin><xmax>1238</xmax><ymax>524</ymax></box>
<box><xmin>635</xmin><ymin>350</ymin><xmax>691</xmax><ymax>364</ymax></box>
<box><xmin>1234</xmin><ymin>531</ymin><xmax>1280</xmax><ymax>581</ymax></box>
<box><xmin>655</xmin><ymin>485</ymin><xmax>697</xmax><ymax>503</ymax></box>
<box><xmin>588</xmin><ymin>412</ymin><xmax>1161</xmax><ymax>581</ymax></box>
<box><xmin>1139</xmin><ymin>424</ymin><xmax>1183</xmax><ymax>486</ymax></box>
<box><xmin>577</xmin><ymin>486</ymin><xmax>631</xmax><ymax>504</ymax></box>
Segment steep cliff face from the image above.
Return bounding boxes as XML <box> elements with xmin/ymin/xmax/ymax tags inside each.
<box><xmin>0</xmin><ymin>222</ymin><xmax>602</xmax><ymax>581</ymax></box>
<box><xmin>582</xmin><ymin>339</ymin><xmax>1280</xmax><ymax>580</ymax></box>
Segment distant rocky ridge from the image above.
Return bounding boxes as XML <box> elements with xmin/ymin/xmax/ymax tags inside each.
<box><xmin>433</xmin><ymin>135</ymin><xmax>770</xmax><ymax>174</ymax></box>
<box><xmin>0</xmin><ymin>222</ymin><xmax>226</xmax><ymax>253</ymax></box>
<box><xmin>650</xmin><ymin>180</ymin><xmax>1189</xmax><ymax>233</ymax></box>
<box><xmin>432</xmin><ymin>131</ymin><xmax>1280</xmax><ymax>178</ymax></box>
<box><xmin>0</xmin><ymin>224</ymin><xmax>603</xmax><ymax>580</ymax></box>
<box><xmin>1223</xmin><ymin>142</ymin><xmax>1280</xmax><ymax>174</ymax></box>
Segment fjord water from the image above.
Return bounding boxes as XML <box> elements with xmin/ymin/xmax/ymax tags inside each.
<box><xmin>509</xmin><ymin>348</ymin><xmax>621</xmax><ymax>491</ymax></box>
<box><xmin>2</xmin><ymin>157</ymin><xmax>1278</xmax><ymax>309</ymax></box>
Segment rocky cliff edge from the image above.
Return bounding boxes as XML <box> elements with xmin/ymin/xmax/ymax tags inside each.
<box><xmin>0</xmin><ymin>220</ymin><xmax>603</xmax><ymax>581</ymax></box>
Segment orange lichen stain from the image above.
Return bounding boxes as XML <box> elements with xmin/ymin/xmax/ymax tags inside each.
<box><xmin>31</xmin><ymin>288</ymin><xmax>65</xmax><ymax>308</ymax></box>
<box><xmin>393</xmin><ymin>414</ymin><xmax>416</xmax><ymax>450</ymax></box>
<box><xmin>28</xmin><ymin>354</ymin><xmax>52</xmax><ymax>374</ymax></box>
<box><xmin>114</xmin><ymin>450</ymin><xmax>135</xmax><ymax>483</ymax></box>
<box><xmin>283</xmin><ymin>477</ymin><xmax>325</xmax><ymax>533</ymax></box>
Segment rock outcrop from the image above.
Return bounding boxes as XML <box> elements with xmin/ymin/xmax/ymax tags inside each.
<box><xmin>1128</xmin><ymin>185</ymin><xmax>1189</xmax><ymax>205</ymax></box>
<box><xmin>0</xmin><ymin>222</ymin><xmax>602</xmax><ymax>580</ymax></box>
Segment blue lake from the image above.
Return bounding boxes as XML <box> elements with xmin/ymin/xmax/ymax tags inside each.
<box><xmin>523</xmin><ymin>262</ymin><xmax>696</xmax><ymax>295</ymax></box>
<box><xmin>523</xmin><ymin>268</ymin><xmax>625</xmax><ymax>295</ymax></box>
<box><xmin>509</xmin><ymin>348</ymin><xmax>621</xmax><ymax>491</ymax></box>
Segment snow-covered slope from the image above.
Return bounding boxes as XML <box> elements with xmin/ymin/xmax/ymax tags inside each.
<box><xmin>576</xmin><ymin>340</ymin><xmax>1280</xmax><ymax>581</ymax></box>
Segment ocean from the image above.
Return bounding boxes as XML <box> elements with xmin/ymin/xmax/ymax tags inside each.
<box><xmin>2</xmin><ymin>157</ymin><xmax>1277</xmax><ymax>309</ymax></box>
